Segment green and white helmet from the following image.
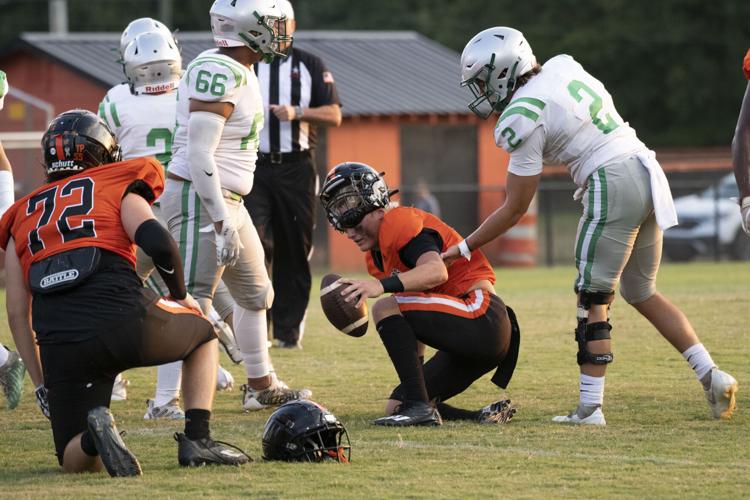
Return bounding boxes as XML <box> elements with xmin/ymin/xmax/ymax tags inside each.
<box><xmin>0</xmin><ymin>70</ymin><xmax>7</xmax><ymax>111</ymax></box>
<box><xmin>119</xmin><ymin>17</ymin><xmax>175</xmax><ymax>57</ymax></box>
<box><xmin>210</xmin><ymin>0</ymin><xmax>292</xmax><ymax>63</ymax></box>
<box><xmin>460</xmin><ymin>27</ymin><xmax>537</xmax><ymax>119</ymax></box>
<box><xmin>123</xmin><ymin>31</ymin><xmax>182</xmax><ymax>94</ymax></box>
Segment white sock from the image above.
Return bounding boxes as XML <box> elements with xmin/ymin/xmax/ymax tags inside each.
<box><xmin>233</xmin><ymin>305</ymin><xmax>271</xmax><ymax>379</ymax></box>
<box><xmin>0</xmin><ymin>345</ymin><xmax>9</xmax><ymax>367</ymax></box>
<box><xmin>681</xmin><ymin>343</ymin><xmax>715</xmax><ymax>382</ymax></box>
<box><xmin>579</xmin><ymin>374</ymin><xmax>605</xmax><ymax>407</ymax></box>
<box><xmin>154</xmin><ymin>361</ymin><xmax>183</xmax><ymax>407</ymax></box>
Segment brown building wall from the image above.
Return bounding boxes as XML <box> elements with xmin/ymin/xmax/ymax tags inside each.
<box><xmin>2</xmin><ymin>51</ymin><xmax>105</xmax><ymax>121</ymax></box>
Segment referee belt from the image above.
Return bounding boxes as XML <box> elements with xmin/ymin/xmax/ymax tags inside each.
<box><xmin>257</xmin><ymin>150</ymin><xmax>311</xmax><ymax>165</ymax></box>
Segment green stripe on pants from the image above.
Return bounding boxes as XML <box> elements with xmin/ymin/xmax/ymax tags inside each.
<box><xmin>576</xmin><ymin>169</ymin><xmax>608</xmax><ymax>291</ymax></box>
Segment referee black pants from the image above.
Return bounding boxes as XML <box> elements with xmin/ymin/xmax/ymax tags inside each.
<box><xmin>244</xmin><ymin>156</ymin><xmax>317</xmax><ymax>343</ymax></box>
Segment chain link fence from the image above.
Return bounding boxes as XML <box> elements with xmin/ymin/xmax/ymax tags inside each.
<box><xmin>397</xmin><ymin>172</ymin><xmax>747</xmax><ymax>267</ymax></box>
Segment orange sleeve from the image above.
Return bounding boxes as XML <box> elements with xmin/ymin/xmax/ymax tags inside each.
<box><xmin>744</xmin><ymin>48</ymin><xmax>750</xmax><ymax>80</ymax></box>
<box><xmin>378</xmin><ymin>207</ymin><xmax>424</xmax><ymax>255</ymax></box>
<box><xmin>134</xmin><ymin>157</ymin><xmax>166</xmax><ymax>202</ymax></box>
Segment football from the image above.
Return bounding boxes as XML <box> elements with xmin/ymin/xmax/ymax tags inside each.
<box><xmin>319</xmin><ymin>273</ymin><xmax>369</xmax><ymax>337</ymax></box>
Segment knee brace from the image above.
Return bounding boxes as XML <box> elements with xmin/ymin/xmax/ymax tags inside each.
<box><xmin>575</xmin><ymin>290</ymin><xmax>615</xmax><ymax>366</ymax></box>
<box><xmin>575</xmin><ymin>321</ymin><xmax>614</xmax><ymax>365</ymax></box>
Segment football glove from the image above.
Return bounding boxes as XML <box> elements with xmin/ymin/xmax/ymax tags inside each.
<box><xmin>35</xmin><ymin>385</ymin><xmax>50</xmax><ymax>419</ymax></box>
<box><xmin>215</xmin><ymin>219</ymin><xmax>243</xmax><ymax>267</ymax></box>
<box><xmin>741</xmin><ymin>197</ymin><xmax>750</xmax><ymax>235</ymax></box>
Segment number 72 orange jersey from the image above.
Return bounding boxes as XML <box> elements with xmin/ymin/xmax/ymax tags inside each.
<box><xmin>0</xmin><ymin>156</ymin><xmax>164</xmax><ymax>279</ymax></box>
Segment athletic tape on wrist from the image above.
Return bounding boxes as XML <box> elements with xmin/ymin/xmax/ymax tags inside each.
<box><xmin>458</xmin><ymin>239</ymin><xmax>472</xmax><ymax>261</ymax></box>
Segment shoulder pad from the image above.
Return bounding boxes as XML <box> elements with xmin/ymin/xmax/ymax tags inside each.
<box><xmin>186</xmin><ymin>57</ymin><xmax>248</xmax><ymax>102</ymax></box>
<box><xmin>494</xmin><ymin>96</ymin><xmax>546</xmax><ymax>152</ymax></box>
<box><xmin>379</xmin><ymin>207</ymin><xmax>424</xmax><ymax>253</ymax></box>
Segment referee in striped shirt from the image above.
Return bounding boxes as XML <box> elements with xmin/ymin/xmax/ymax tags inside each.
<box><xmin>245</xmin><ymin>0</ymin><xmax>342</xmax><ymax>348</ymax></box>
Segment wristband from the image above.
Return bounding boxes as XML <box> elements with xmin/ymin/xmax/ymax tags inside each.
<box><xmin>380</xmin><ymin>275</ymin><xmax>404</xmax><ymax>293</ymax></box>
<box><xmin>458</xmin><ymin>239</ymin><xmax>472</xmax><ymax>261</ymax></box>
<box><xmin>294</xmin><ymin>105</ymin><xmax>304</xmax><ymax>120</ymax></box>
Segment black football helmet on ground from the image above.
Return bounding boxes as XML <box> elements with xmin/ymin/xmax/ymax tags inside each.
<box><xmin>42</xmin><ymin>109</ymin><xmax>122</xmax><ymax>181</ymax></box>
<box><xmin>262</xmin><ymin>400</ymin><xmax>351</xmax><ymax>462</ymax></box>
<box><xmin>319</xmin><ymin>162</ymin><xmax>395</xmax><ymax>231</ymax></box>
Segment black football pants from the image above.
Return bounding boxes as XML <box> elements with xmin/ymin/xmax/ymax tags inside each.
<box><xmin>244</xmin><ymin>157</ymin><xmax>317</xmax><ymax>344</ymax></box>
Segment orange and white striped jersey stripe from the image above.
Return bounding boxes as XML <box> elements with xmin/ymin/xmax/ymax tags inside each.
<box><xmin>394</xmin><ymin>289</ymin><xmax>492</xmax><ymax>319</ymax></box>
<box><xmin>155</xmin><ymin>297</ymin><xmax>203</xmax><ymax>317</ymax></box>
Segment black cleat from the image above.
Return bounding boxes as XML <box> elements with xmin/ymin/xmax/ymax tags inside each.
<box><xmin>86</xmin><ymin>406</ymin><xmax>142</xmax><ymax>477</ymax></box>
<box><xmin>477</xmin><ymin>399</ymin><xmax>516</xmax><ymax>424</ymax></box>
<box><xmin>175</xmin><ymin>433</ymin><xmax>251</xmax><ymax>467</ymax></box>
<box><xmin>372</xmin><ymin>400</ymin><xmax>442</xmax><ymax>427</ymax></box>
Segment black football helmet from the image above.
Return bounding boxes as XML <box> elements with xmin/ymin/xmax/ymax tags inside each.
<box><xmin>42</xmin><ymin>109</ymin><xmax>122</xmax><ymax>181</ymax></box>
<box><xmin>319</xmin><ymin>162</ymin><xmax>395</xmax><ymax>231</ymax></box>
<box><xmin>262</xmin><ymin>400</ymin><xmax>351</xmax><ymax>462</ymax></box>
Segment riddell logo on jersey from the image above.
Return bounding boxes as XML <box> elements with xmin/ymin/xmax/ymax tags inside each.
<box><xmin>144</xmin><ymin>83</ymin><xmax>175</xmax><ymax>93</ymax></box>
<box><xmin>40</xmin><ymin>269</ymin><xmax>79</xmax><ymax>289</ymax></box>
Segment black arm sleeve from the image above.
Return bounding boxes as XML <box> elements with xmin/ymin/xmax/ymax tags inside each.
<box><xmin>124</xmin><ymin>180</ymin><xmax>157</xmax><ymax>203</ymax></box>
<box><xmin>134</xmin><ymin>219</ymin><xmax>186</xmax><ymax>300</ymax></box>
<box><xmin>398</xmin><ymin>229</ymin><xmax>444</xmax><ymax>269</ymax></box>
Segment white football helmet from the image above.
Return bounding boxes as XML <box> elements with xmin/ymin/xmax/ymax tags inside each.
<box><xmin>123</xmin><ymin>31</ymin><xmax>182</xmax><ymax>94</ymax></box>
<box><xmin>210</xmin><ymin>0</ymin><xmax>292</xmax><ymax>62</ymax></box>
<box><xmin>119</xmin><ymin>17</ymin><xmax>176</xmax><ymax>57</ymax></box>
<box><xmin>278</xmin><ymin>0</ymin><xmax>294</xmax><ymax>20</ymax></box>
<box><xmin>460</xmin><ymin>27</ymin><xmax>537</xmax><ymax>119</ymax></box>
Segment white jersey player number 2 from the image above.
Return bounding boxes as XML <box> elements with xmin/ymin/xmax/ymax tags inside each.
<box><xmin>566</xmin><ymin>80</ymin><xmax>620</xmax><ymax>135</ymax></box>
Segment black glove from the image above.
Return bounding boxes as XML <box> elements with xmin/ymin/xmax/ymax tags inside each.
<box><xmin>35</xmin><ymin>385</ymin><xmax>50</xmax><ymax>419</ymax></box>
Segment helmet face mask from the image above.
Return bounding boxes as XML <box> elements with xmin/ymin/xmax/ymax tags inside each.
<box><xmin>123</xmin><ymin>31</ymin><xmax>183</xmax><ymax>94</ymax></box>
<box><xmin>319</xmin><ymin>163</ymin><xmax>391</xmax><ymax>231</ymax></box>
<box><xmin>460</xmin><ymin>27</ymin><xmax>536</xmax><ymax>119</ymax></box>
<box><xmin>42</xmin><ymin>110</ymin><xmax>122</xmax><ymax>181</ymax></box>
<box><xmin>262</xmin><ymin>400</ymin><xmax>351</xmax><ymax>463</ymax></box>
<box><xmin>210</xmin><ymin>0</ymin><xmax>293</xmax><ymax>63</ymax></box>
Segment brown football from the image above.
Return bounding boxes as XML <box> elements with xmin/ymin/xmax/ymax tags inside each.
<box><xmin>319</xmin><ymin>273</ymin><xmax>369</xmax><ymax>337</ymax></box>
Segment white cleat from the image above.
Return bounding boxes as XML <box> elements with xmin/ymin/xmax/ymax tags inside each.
<box><xmin>552</xmin><ymin>406</ymin><xmax>606</xmax><ymax>426</ymax></box>
<box><xmin>216</xmin><ymin>366</ymin><xmax>235</xmax><ymax>392</ymax></box>
<box><xmin>143</xmin><ymin>398</ymin><xmax>185</xmax><ymax>420</ymax></box>
<box><xmin>704</xmin><ymin>368</ymin><xmax>738</xmax><ymax>420</ymax></box>
<box><xmin>241</xmin><ymin>383</ymin><xmax>311</xmax><ymax>411</ymax></box>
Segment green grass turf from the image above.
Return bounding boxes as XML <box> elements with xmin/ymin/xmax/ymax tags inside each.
<box><xmin>0</xmin><ymin>262</ymin><xmax>748</xmax><ymax>498</ymax></box>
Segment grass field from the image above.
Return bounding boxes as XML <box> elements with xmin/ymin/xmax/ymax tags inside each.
<box><xmin>0</xmin><ymin>262</ymin><xmax>748</xmax><ymax>498</ymax></box>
